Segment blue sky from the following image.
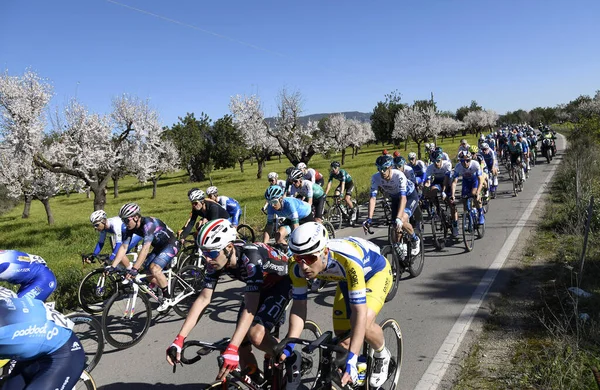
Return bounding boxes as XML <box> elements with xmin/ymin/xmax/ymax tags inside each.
<box><xmin>1</xmin><ymin>0</ymin><xmax>599</xmax><ymax>126</ymax></box>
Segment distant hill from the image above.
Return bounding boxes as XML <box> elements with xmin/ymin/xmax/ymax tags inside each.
<box><xmin>265</xmin><ymin>111</ymin><xmax>372</xmax><ymax>126</ymax></box>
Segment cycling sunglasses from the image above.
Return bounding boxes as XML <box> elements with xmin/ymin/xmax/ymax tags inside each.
<box><xmin>202</xmin><ymin>249</ymin><xmax>221</xmax><ymax>259</ymax></box>
<box><xmin>93</xmin><ymin>222</ymin><xmax>103</xmax><ymax>228</ymax></box>
<box><xmin>294</xmin><ymin>251</ymin><xmax>321</xmax><ymax>265</ymax></box>
<box><xmin>269</xmin><ymin>199</ymin><xmax>281</xmax><ymax>206</ymax></box>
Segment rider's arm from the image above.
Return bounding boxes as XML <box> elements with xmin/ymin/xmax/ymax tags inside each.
<box><xmin>368</xmin><ymin>196</ymin><xmax>376</xmax><ymax>220</ymax></box>
<box><xmin>324</xmin><ymin>178</ymin><xmax>332</xmax><ymax>195</ymax></box>
<box><xmin>127</xmin><ymin>234</ymin><xmax>143</xmax><ymax>253</ymax></box>
<box><xmin>110</xmin><ymin>241</ymin><xmax>128</xmax><ymax>268</ymax></box>
<box><xmin>180</xmin><ymin>212</ymin><xmax>198</xmax><ymax>239</ymax></box>
<box><xmin>287</xmin><ymin>299</ymin><xmax>307</xmax><ymax>338</ymax></box>
<box><xmin>132</xmin><ymin>241</ymin><xmax>152</xmax><ymax>271</ymax></box>
<box><xmin>397</xmin><ymin>195</ymin><xmax>407</xmax><ymax>221</ymax></box>
<box><xmin>228</xmin><ymin>292</ymin><xmax>260</xmax><ymax>347</ymax></box>
<box><xmin>93</xmin><ymin>231</ymin><xmax>107</xmax><ymax>257</ymax></box>
<box><xmin>262</xmin><ymin>205</ymin><xmax>275</xmax><ymax>243</ymax></box>
<box><xmin>348</xmin><ymin>302</ymin><xmax>368</xmax><ymax>356</ymax></box>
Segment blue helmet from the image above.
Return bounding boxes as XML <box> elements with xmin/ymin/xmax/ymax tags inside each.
<box><xmin>375</xmin><ymin>155</ymin><xmax>393</xmax><ymax>171</ymax></box>
<box><xmin>265</xmin><ymin>185</ymin><xmax>285</xmax><ymax>201</ymax></box>
<box><xmin>393</xmin><ymin>156</ymin><xmax>406</xmax><ymax>168</ymax></box>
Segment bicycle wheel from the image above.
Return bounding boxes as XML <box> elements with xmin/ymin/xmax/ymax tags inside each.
<box><xmin>78</xmin><ymin>268</ymin><xmax>119</xmax><ymax>315</ymax></box>
<box><xmin>476</xmin><ymin>219</ymin><xmax>486</xmax><ymax>239</ymax></box>
<box><xmin>462</xmin><ymin>213</ymin><xmax>474</xmax><ymax>252</ymax></box>
<box><xmin>300</xmin><ymin>320</ymin><xmax>322</xmax><ymax>390</ymax></box>
<box><xmin>102</xmin><ymin>288</ymin><xmax>152</xmax><ymax>349</ymax></box>
<box><xmin>237</xmin><ymin>223</ymin><xmax>256</xmax><ymax>243</ymax></box>
<box><xmin>322</xmin><ymin>220</ymin><xmax>336</xmax><ymax>239</ymax></box>
<box><xmin>430</xmin><ymin>210</ymin><xmax>444</xmax><ymax>250</ymax></box>
<box><xmin>351</xmin><ymin>200</ymin><xmax>360</xmax><ymax>227</ymax></box>
<box><xmin>512</xmin><ymin>168</ymin><xmax>518</xmax><ymax>197</ymax></box>
<box><xmin>172</xmin><ymin>265</ymin><xmax>205</xmax><ymax>318</ymax></box>
<box><xmin>366</xmin><ymin>319</ymin><xmax>403</xmax><ymax>390</ymax></box>
<box><xmin>380</xmin><ymin>246</ymin><xmax>400</xmax><ymax>302</ymax></box>
<box><xmin>205</xmin><ymin>381</ymin><xmax>243</xmax><ymax>390</ymax></box>
<box><xmin>407</xmin><ymin>231</ymin><xmax>424</xmax><ymax>278</ymax></box>
<box><xmin>66</xmin><ymin>313</ymin><xmax>104</xmax><ymax>373</ymax></box>
<box><xmin>75</xmin><ymin>370</ymin><xmax>97</xmax><ymax>390</ymax></box>
<box><xmin>482</xmin><ymin>194</ymin><xmax>490</xmax><ymax>214</ymax></box>
<box><xmin>177</xmin><ymin>245</ymin><xmax>199</xmax><ymax>270</ymax></box>
<box><xmin>328</xmin><ymin>205</ymin><xmax>343</xmax><ymax>230</ymax></box>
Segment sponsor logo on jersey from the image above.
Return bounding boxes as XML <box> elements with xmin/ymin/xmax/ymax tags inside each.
<box><xmin>348</xmin><ymin>267</ymin><xmax>359</xmax><ymax>288</ymax></box>
<box><xmin>12</xmin><ymin>324</ymin><xmax>59</xmax><ymax>340</ymax></box>
<box><xmin>263</xmin><ymin>262</ymin><xmax>286</xmax><ymax>273</ymax></box>
<box><xmin>246</xmin><ymin>263</ymin><xmax>256</xmax><ymax>278</ymax></box>
<box><xmin>15</xmin><ymin>268</ymin><xmax>30</xmax><ymax>272</ymax></box>
<box><xmin>71</xmin><ymin>341</ymin><xmax>81</xmax><ymax>351</ymax></box>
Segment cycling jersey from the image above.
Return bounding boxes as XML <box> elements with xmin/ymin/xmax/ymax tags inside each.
<box><xmin>408</xmin><ymin>160</ymin><xmax>427</xmax><ymax>184</ymax></box>
<box><xmin>487</xmin><ymin>138</ymin><xmax>496</xmax><ymax>151</ymax></box>
<box><xmin>328</xmin><ymin>169</ymin><xmax>352</xmax><ymax>183</ymax></box>
<box><xmin>370</xmin><ymin>170</ymin><xmax>415</xmax><ymax>199</ymax></box>
<box><xmin>93</xmin><ymin>216</ymin><xmax>142</xmax><ymax>260</ymax></box>
<box><xmin>216</xmin><ymin>196</ymin><xmax>242</xmax><ymax>226</ymax></box>
<box><xmin>398</xmin><ymin>165</ymin><xmax>417</xmax><ymax>186</ymax></box>
<box><xmin>180</xmin><ymin>202</ymin><xmax>230</xmax><ymax>239</ymax></box>
<box><xmin>425</xmin><ymin>161</ymin><xmax>453</xmax><ymax>185</ymax></box>
<box><xmin>452</xmin><ymin>160</ymin><xmax>482</xmax><ymax>181</ymax></box>
<box><xmin>480</xmin><ymin>149</ymin><xmax>498</xmax><ymax>171</ymax></box>
<box><xmin>266</xmin><ymin>197</ymin><xmax>312</xmax><ymax>225</ymax></box>
<box><xmin>123</xmin><ymin>217</ymin><xmax>177</xmax><ymax>269</ymax></box>
<box><xmin>519</xmin><ymin>139</ymin><xmax>529</xmax><ymax>154</ymax></box>
<box><xmin>290</xmin><ymin>181</ymin><xmax>325</xmax><ymax>200</ymax></box>
<box><xmin>507</xmin><ymin>142</ymin><xmax>523</xmax><ymax>156</ymax></box>
<box><xmin>0</xmin><ymin>251</ymin><xmax>57</xmax><ymax>301</ymax></box>
<box><xmin>303</xmin><ymin>168</ymin><xmax>323</xmax><ymax>184</ymax></box>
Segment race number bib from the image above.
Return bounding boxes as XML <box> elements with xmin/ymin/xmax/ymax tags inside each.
<box><xmin>44</xmin><ymin>303</ymin><xmax>74</xmax><ymax>330</ymax></box>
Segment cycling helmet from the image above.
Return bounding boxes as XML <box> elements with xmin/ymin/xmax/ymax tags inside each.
<box><xmin>206</xmin><ymin>186</ymin><xmax>218</xmax><ymax>196</ymax></box>
<box><xmin>435</xmin><ymin>146</ymin><xmax>443</xmax><ymax>153</ymax></box>
<box><xmin>288</xmin><ymin>222</ymin><xmax>329</xmax><ymax>255</ymax></box>
<box><xmin>285</xmin><ymin>166</ymin><xmax>295</xmax><ymax>176</ymax></box>
<box><xmin>476</xmin><ymin>154</ymin><xmax>485</xmax><ymax>164</ymax></box>
<box><xmin>424</xmin><ymin>143</ymin><xmax>430</xmax><ymax>150</ymax></box>
<box><xmin>375</xmin><ymin>155</ymin><xmax>394</xmax><ymax>170</ymax></box>
<box><xmin>479</xmin><ymin>134</ymin><xmax>485</xmax><ymax>141</ymax></box>
<box><xmin>393</xmin><ymin>150</ymin><xmax>400</xmax><ymax>158</ymax></box>
<box><xmin>267</xmin><ymin>172</ymin><xmax>279</xmax><ymax>180</ymax></box>
<box><xmin>468</xmin><ymin>145</ymin><xmax>479</xmax><ymax>154</ymax></box>
<box><xmin>510</xmin><ymin>135</ymin><xmax>518</xmax><ymax>141</ymax></box>
<box><xmin>431</xmin><ymin>151</ymin><xmax>443</xmax><ymax>162</ymax></box>
<box><xmin>408</xmin><ymin>152</ymin><xmax>417</xmax><ymax>160</ymax></box>
<box><xmin>290</xmin><ymin>169</ymin><xmax>304</xmax><ymax>181</ymax></box>
<box><xmin>296</xmin><ymin>162</ymin><xmax>307</xmax><ymax>170</ymax></box>
<box><xmin>481</xmin><ymin>142</ymin><xmax>490</xmax><ymax>150</ymax></box>
<box><xmin>188</xmin><ymin>189</ymin><xmax>206</xmax><ymax>202</ymax></box>
<box><xmin>393</xmin><ymin>156</ymin><xmax>406</xmax><ymax>167</ymax></box>
<box><xmin>197</xmin><ymin>219</ymin><xmax>237</xmax><ymax>251</ymax></box>
<box><xmin>119</xmin><ymin>203</ymin><xmax>141</xmax><ymax>219</ymax></box>
<box><xmin>90</xmin><ymin>210</ymin><xmax>107</xmax><ymax>224</ymax></box>
<box><xmin>428</xmin><ymin>144</ymin><xmax>436</xmax><ymax>152</ymax></box>
<box><xmin>265</xmin><ymin>185</ymin><xmax>285</xmax><ymax>201</ymax></box>
<box><xmin>457</xmin><ymin>150</ymin><xmax>471</xmax><ymax>160</ymax></box>
<box><xmin>330</xmin><ymin>161</ymin><xmax>341</xmax><ymax>169</ymax></box>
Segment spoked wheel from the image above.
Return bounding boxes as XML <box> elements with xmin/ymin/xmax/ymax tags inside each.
<box><xmin>236</xmin><ymin>224</ymin><xmax>256</xmax><ymax>243</ymax></box>
<box><xmin>381</xmin><ymin>245</ymin><xmax>400</xmax><ymax>302</ymax></box>
<box><xmin>462</xmin><ymin>212</ymin><xmax>475</xmax><ymax>252</ymax></box>
<box><xmin>322</xmin><ymin>220</ymin><xmax>336</xmax><ymax>239</ymax></box>
<box><xmin>75</xmin><ymin>370</ymin><xmax>97</xmax><ymax>390</ymax></box>
<box><xmin>407</xmin><ymin>231</ymin><xmax>424</xmax><ymax>278</ymax></box>
<box><xmin>172</xmin><ymin>265</ymin><xmax>205</xmax><ymax>318</ymax></box>
<box><xmin>482</xmin><ymin>191</ymin><xmax>490</xmax><ymax>214</ymax></box>
<box><xmin>78</xmin><ymin>268</ymin><xmax>119</xmax><ymax>315</ymax></box>
<box><xmin>66</xmin><ymin>313</ymin><xmax>104</xmax><ymax>373</ymax></box>
<box><xmin>328</xmin><ymin>206</ymin><xmax>343</xmax><ymax>230</ymax></box>
<box><xmin>299</xmin><ymin>320</ymin><xmax>322</xmax><ymax>390</ymax></box>
<box><xmin>177</xmin><ymin>245</ymin><xmax>203</xmax><ymax>270</ymax></box>
<box><xmin>102</xmin><ymin>288</ymin><xmax>152</xmax><ymax>349</ymax></box>
<box><xmin>430</xmin><ymin>209</ymin><xmax>444</xmax><ymax>250</ymax></box>
<box><xmin>366</xmin><ymin>319</ymin><xmax>403</xmax><ymax>390</ymax></box>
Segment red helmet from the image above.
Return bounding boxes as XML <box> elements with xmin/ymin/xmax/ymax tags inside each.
<box><xmin>393</xmin><ymin>150</ymin><xmax>400</xmax><ymax>158</ymax></box>
<box><xmin>382</xmin><ymin>149</ymin><xmax>389</xmax><ymax>155</ymax></box>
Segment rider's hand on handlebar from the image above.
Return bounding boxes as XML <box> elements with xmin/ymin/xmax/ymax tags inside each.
<box><xmin>341</xmin><ymin>351</ymin><xmax>358</xmax><ymax>386</ymax></box>
<box><xmin>217</xmin><ymin>344</ymin><xmax>240</xmax><ymax>381</ymax></box>
<box><xmin>395</xmin><ymin>218</ymin><xmax>403</xmax><ymax>229</ymax></box>
<box><xmin>166</xmin><ymin>334</ymin><xmax>185</xmax><ymax>366</ymax></box>
<box><xmin>104</xmin><ymin>265</ymin><xmax>115</xmax><ymax>275</ymax></box>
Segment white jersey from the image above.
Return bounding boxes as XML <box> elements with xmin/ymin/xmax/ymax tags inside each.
<box><xmin>289</xmin><ymin>181</ymin><xmax>313</xmax><ymax>199</ymax></box>
<box><xmin>452</xmin><ymin>160</ymin><xmax>482</xmax><ymax>181</ymax></box>
<box><xmin>370</xmin><ymin>169</ymin><xmax>415</xmax><ymax>198</ymax></box>
<box><xmin>303</xmin><ymin>168</ymin><xmax>317</xmax><ymax>183</ymax></box>
<box><xmin>425</xmin><ymin>161</ymin><xmax>453</xmax><ymax>182</ymax></box>
<box><xmin>397</xmin><ymin>165</ymin><xmax>417</xmax><ymax>185</ymax></box>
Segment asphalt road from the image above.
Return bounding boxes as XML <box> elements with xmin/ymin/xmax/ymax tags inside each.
<box><xmin>91</xmin><ymin>135</ymin><xmax>565</xmax><ymax>390</ymax></box>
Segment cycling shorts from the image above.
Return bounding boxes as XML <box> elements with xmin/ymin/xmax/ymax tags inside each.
<box><xmin>312</xmin><ymin>196</ymin><xmax>326</xmax><ymax>220</ymax></box>
<box><xmin>237</xmin><ymin>277</ymin><xmax>292</xmax><ymax>332</ymax></box>
<box><xmin>390</xmin><ymin>190</ymin><xmax>419</xmax><ymax>219</ymax></box>
<box><xmin>335</xmin><ymin>180</ymin><xmax>355</xmax><ymax>197</ymax></box>
<box><xmin>17</xmin><ymin>269</ymin><xmax>57</xmax><ymax>302</ymax></box>
<box><xmin>143</xmin><ymin>244</ymin><xmax>178</xmax><ymax>269</ymax></box>
<box><xmin>282</xmin><ymin>212</ymin><xmax>315</xmax><ymax>234</ymax></box>
<box><xmin>4</xmin><ymin>332</ymin><xmax>85</xmax><ymax>390</ymax></box>
<box><xmin>332</xmin><ymin>260</ymin><xmax>392</xmax><ymax>331</ymax></box>
<box><xmin>461</xmin><ymin>178</ymin><xmax>479</xmax><ymax>198</ymax></box>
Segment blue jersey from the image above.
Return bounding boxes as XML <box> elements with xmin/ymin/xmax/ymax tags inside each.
<box><xmin>480</xmin><ymin>150</ymin><xmax>497</xmax><ymax>171</ymax></box>
<box><xmin>123</xmin><ymin>216</ymin><xmax>176</xmax><ymax>250</ymax></box>
<box><xmin>0</xmin><ymin>296</ymin><xmax>72</xmax><ymax>360</ymax></box>
<box><xmin>93</xmin><ymin>216</ymin><xmax>142</xmax><ymax>260</ymax></box>
<box><xmin>520</xmin><ymin>140</ymin><xmax>529</xmax><ymax>153</ymax></box>
<box><xmin>267</xmin><ymin>197</ymin><xmax>312</xmax><ymax>224</ymax></box>
<box><xmin>217</xmin><ymin>196</ymin><xmax>242</xmax><ymax>225</ymax></box>
<box><xmin>0</xmin><ymin>251</ymin><xmax>52</xmax><ymax>286</ymax></box>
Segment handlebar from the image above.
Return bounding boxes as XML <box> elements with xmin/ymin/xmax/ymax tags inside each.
<box><xmin>81</xmin><ymin>253</ymin><xmax>110</xmax><ymax>265</ymax></box>
<box><xmin>169</xmin><ymin>338</ymin><xmax>231</xmax><ymax>373</ymax></box>
<box><xmin>273</xmin><ymin>331</ymin><xmax>348</xmax><ymax>366</ymax></box>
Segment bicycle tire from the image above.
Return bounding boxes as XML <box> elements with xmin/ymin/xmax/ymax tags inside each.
<box><xmin>366</xmin><ymin>319</ymin><xmax>403</xmax><ymax>390</ymax></box>
<box><xmin>462</xmin><ymin>213</ymin><xmax>475</xmax><ymax>252</ymax></box>
<box><xmin>300</xmin><ymin>320</ymin><xmax>322</xmax><ymax>390</ymax></box>
<box><xmin>177</xmin><ymin>245</ymin><xmax>199</xmax><ymax>270</ymax></box>
<box><xmin>381</xmin><ymin>246</ymin><xmax>400</xmax><ymax>302</ymax></box>
<box><xmin>382</xmin><ymin>198</ymin><xmax>392</xmax><ymax>224</ymax></box>
<box><xmin>512</xmin><ymin>167</ymin><xmax>518</xmax><ymax>197</ymax></box>
<box><xmin>75</xmin><ymin>370</ymin><xmax>97</xmax><ymax>390</ymax></box>
<box><xmin>78</xmin><ymin>268</ymin><xmax>119</xmax><ymax>315</ymax></box>
<box><xmin>350</xmin><ymin>200</ymin><xmax>360</xmax><ymax>227</ymax></box>
<box><xmin>102</xmin><ymin>288</ymin><xmax>152</xmax><ymax>349</ymax></box>
<box><xmin>205</xmin><ymin>380</ymin><xmax>244</xmax><ymax>390</ymax></box>
<box><xmin>430</xmin><ymin>209</ymin><xmax>444</xmax><ymax>250</ymax></box>
<box><xmin>66</xmin><ymin>313</ymin><xmax>104</xmax><ymax>373</ymax></box>
<box><xmin>172</xmin><ymin>265</ymin><xmax>205</xmax><ymax>318</ymax></box>
<box><xmin>407</xmin><ymin>230</ymin><xmax>424</xmax><ymax>278</ymax></box>
<box><xmin>322</xmin><ymin>220</ymin><xmax>336</xmax><ymax>239</ymax></box>
<box><xmin>328</xmin><ymin>205</ymin><xmax>343</xmax><ymax>230</ymax></box>
<box><xmin>476</xmin><ymin>219</ymin><xmax>486</xmax><ymax>239</ymax></box>
<box><xmin>482</xmin><ymin>195</ymin><xmax>490</xmax><ymax>214</ymax></box>
<box><xmin>237</xmin><ymin>223</ymin><xmax>256</xmax><ymax>243</ymax></box>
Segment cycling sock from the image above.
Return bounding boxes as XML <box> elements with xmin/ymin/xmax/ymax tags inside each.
<box><xmin>374</xmin><ymin>341</ymin><xmax>386</xmax><ymax>356</ymax></box>
<box><xmin>161</xmin><ymin>287</ymin><xmax>171</xmax><ymax>299</ymax></box>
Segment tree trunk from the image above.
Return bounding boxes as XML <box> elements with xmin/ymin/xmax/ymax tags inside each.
<box><xmin>90</xmin><ymin>184</ymin><xmax>107</xmax><ymax>211</ymax></box>
<box><xmin>416</xmin><ymin>142</ymin><xmax>422</xmax><ymax>160</ymax></box>
<box><xmin>239</xmin><ymin>160</ymin><xmax>245</xmax><ymax>173</ymax></box>
<box><xmin>404</xmin><ymin>138</ymin><xmax>408</xmax><ymax>151</ymax></box>
<box><xmin>40</xmin><ymin>198</ymin><xmax>54</xmax><ymax>225</ymax></box>
<box><xmin>341</xmin><ymin>148</ymin><xmax>347</xmax><ymax>165</ymax></box>
<box><xmin>22</xmin><ymin>196</ymin><xmax>32</xmax><ymax>219</ymax></box>
<box><xmin>113</xmin><ymin>178</ymin><xmax>119</xmax><ymax>198</ymax></box>
<box><xmin>256</xmin><ymin>157</ymin><xmax>267</xmax><ymax>179</ymax></box>
<box><xmin>152</xmin><ymin>178</ymin><xmax>158</xmax><ymax>199</ymax></box>
<box><xmin>86</xmin><ymin>188</ymin><xmax>91</xmax><ymax>199</ymax></box>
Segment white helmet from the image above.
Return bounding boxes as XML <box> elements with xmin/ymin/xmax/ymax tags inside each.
<box><xmin>267</xmin><ymin>172</ymin><xmax>278</xmax><ymax>180</ymax></box>
<box><xmin>119</xmin><ymin>203</ymin><xmax>140</xmax><ymax>219</ymax></box>
<box><xmin>408</xmin><ymin>152</ymin><xmax>417</xmax><ymax>160</ymax></box>
<box><xmin>90</xmin><ymin>210</ymin><xmax>107</xmax><ymax>224</ymax></box>
<box><xmin>289</xmin><ymin>222</ymin><xmax>329</xmax><ymax>255</ymax></box>
<box><xmin>188</xmin><ymin>189</ymin><xmax>205</xmax><ymax>202</ymax></box>
<box><xmin>197</xmin><ymin>219</ymin><xmax>238</xmax><ymax>251</ymax></box>
<box><xmin>206</xmin><ymin>186</ymin><xmax>218</xmax><ymax>196</ymax></box>
<box><xmin>296</xmin><ymin>162</ymin><xmax>307</xmax><ymax>170</ymax></box>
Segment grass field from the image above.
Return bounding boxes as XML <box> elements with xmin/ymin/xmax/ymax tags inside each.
<box><xmin>0</xmin><ymin>134</ymin><xmax>479</xmax><ymax>309</ymax></box>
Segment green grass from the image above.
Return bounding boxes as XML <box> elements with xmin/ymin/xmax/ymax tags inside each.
<box><xmin>0</xmin><ymin>134</ymin><xmax>480</xmax><ymax>309</ymax></box>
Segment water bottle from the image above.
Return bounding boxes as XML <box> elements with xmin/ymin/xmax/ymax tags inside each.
<box><xmin>356</xmin><ymin>355</ymin><xmax>367</xmax><ymax>386</ymax></box>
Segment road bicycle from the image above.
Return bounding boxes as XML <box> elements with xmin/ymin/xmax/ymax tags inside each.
<box><xmin>379</xmin><ymin>209</ymin><xmax>425</xmax><ymax>279</ymax></box>
<box><xmin>101</xmin><ymin>263</ymin><xmax>204</xmax><ymax>349</ymax></box>
<box><xmin>275</xmin><ymin>318</ymin><xmax>402</xmax><ymax>390</ymax></box>
<box><xmin>237</xmin><ymin>223</ymin><xmax>256</xmax><ymax>243</ymax></box>
<box><xmin>510</xmin><ymin>159</ymin><xmax>524</xmax><ymax>197</ymax></box>
<box><xmin>325</xmin><ymin>195</ymin><xmax>359</xmax><ymax>229</ymax></box>
<box><xmin>426</xmin><ymin>192</ymin><xmax>455</xmax><ymax>251</ymax></box>
<box><xmin>168</xmin><ymin>319</ymin><xmax>321</xmax><ymax>390</ymax></box>
<box><xmin>461</xmin><ymin>194</ymin><xmax>485</xmax><ymax>252</ymax></box>
<box><xmin>177</xmin><ymin>239</ymin><xmax>207</xmax><ymax>270</ymax></box>
<box><xmin>380</xmin><ymin>195</ymin><xmax>392</xmax><ymax>225</ymax></box>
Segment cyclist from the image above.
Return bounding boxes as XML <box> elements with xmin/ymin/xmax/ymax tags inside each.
<box><xmin>507</xmin><ymin>135</ymin><xmax>525</xmax><ymax>184</ymax></box>
<box><xmin>282</xmin><ymin>223</ymin><xmax>393</xmax><ymax>387</ymax></box>
<box><xmin>289</xmin><ymin>169</ymin><xmax>327</xmax><ymax>223</ymax></box>
<box><xmin>324</xmin><ymin>161</ymin><xmax>357</xmax><ymax>221</ymax></box>
<box><xmin>393</xmin><ymin>155</ymin><xmax>418</xmax><ymax>187</ymax></box>
<box><xmin>85</xmin><ymin>209</ymin><xmax>142</xmax><ymax>267</ymax></box>
<box><xmin>423</xmin><ymin>151</ymin><xmax>458</xmax><ymax>237</ymax></box>
<box><xmin>517</xmin><ymin>133</ymin><xmax>530</xmax><ymax>178</ymax></box>
<box><xmin>486</xmin><ymin>134</ymin><xmax>497</xmax><ymax>152</ymax></box>
<box><xmin>407</xmin><ymin>152</ymin><xmax>428</xmax><ymax>186</ymax></box>
<box><xmin>106</xmin><ymin>203</ymin><xmax>179</xmax><ymax>312</ymax></box>
<box><xmin>296</xmin><ymin>162</ymin><xmax>324</xmax><ymax>187</ymax></box>
<box><xmin>457</xmin><ymin>139</ymin><xmax>470</xmax><ymax>161</ymax></box>
<box><xmin>0</xmin><ymin>289</ymin><xmax>85</xmax><ymax>390</ymax></box>
<box><xmin>267</xmin><ymin>172</ymin><xmax>287</xmax><ymax>190</ymax></box>
<box><xmin>450</xmin><ymin>151</ymin><xmax>485</xmax><ymax>225</ymax></box>
<box><xmin>364</xmin><ymin>155</ymin><xmax>421</xmax><ymax>256</ymax></box>
<box><xmin>179</xmin><ymin>188</ymin><xmax>230</xmax><ymax>242</ymax></box>
<box><xmin>433</xmin><ymin>146</ymin><xmax>450</xmax><ymax>162</ymax></box>
<box><xmin>479</xmin><ymin>143</ymin><xmax>499</xmax><ymax>198</ymax></box>
<box><xmin>263</xmin><ymin>185</ymin><xmax>313</xmax><ymax>247</ymax></box>
<box><xmin>0</xmin><ymin>250</ymin><xmax>57</xmax><ymax>301</ymax></box>
<box><xmin>206</xmin><ymin>186</ymin><xmax>243</xmax><ymax>228</ymax></box>
<box><xmin>477</xmin><ymin>134</ymin><xmax>486</xmax><ymax>149</ymax></box>
<box><xmin>475</xmin><ymin>154</ymin><xmax>490</xmax><ymax>201</ymax></box>
<box><xmin>166</xmin><ymin>219</ymin><xmax>291</xmax><ymax>382</ymax></box>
